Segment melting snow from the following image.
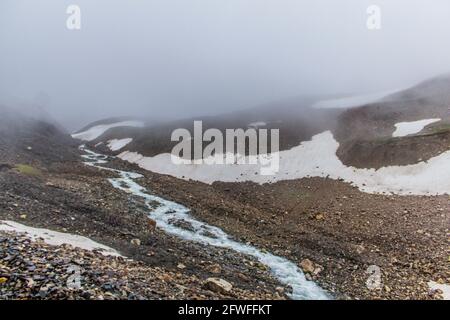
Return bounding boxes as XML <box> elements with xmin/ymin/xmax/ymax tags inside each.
<box><xmin>118</xmin><ymin>131</ymin><xmax>450</xmax><ymax>195</ymax></box>
<box><xmin>71</xmin><ymin>121</ymin><xmax>144</xmax><ymax>141</ymax></box>
<box><xmin>392</xmin><ymin>119</ymin><xmax>441</xmax><ymax>137</ymax></box>
<box><xmin>428</xmin><ymin>281</ymin><xmax>450</xmax><ymax>300</ymax></box>
<box><xmin>107</xmin><ymin>138</ymin><xmax>133</xmax><ymax>151</ymax></box>
<box><xmin>0</xmin><ymin>220</ymin><xmax>121</xmax><ymax>256</ymax></box>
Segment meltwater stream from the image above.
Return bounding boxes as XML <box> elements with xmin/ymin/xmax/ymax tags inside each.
<box><xmin>80</xmin><ymin>146</ymin><xmax>330</xmax><ymax>300</ymax></box>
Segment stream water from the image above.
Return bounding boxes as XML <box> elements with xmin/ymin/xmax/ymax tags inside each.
<box><xmin>80</xmin><ymin>146</ymin><xmax>330</xmax><ymax>300</ymax></box>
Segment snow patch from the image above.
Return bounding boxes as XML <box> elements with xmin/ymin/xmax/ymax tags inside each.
<box><xmin>428</xmin><ymin>281</ymin><xmax>450</xmax><ymax>300</ymax></box>
<box><xmin>118</xmin><ymin>131</ymin><xmax>450</xmax><ymax>195</ymax></box>
<box><xmin>248</xmin><ymin>121</ymin><xmax>267</xmax><ymax>128</ymax></box>
<box><xmin>392</xmin><ymin>119</ymin><xmax>441</xmax><ymax>137</ymax></box>
<box><xmin>0</xmin><ymin>220</ymin><xmax>121</xmax><ymax>256</ymax></box>
<box><xmin>107</xmin><ymin>138</ymin><xmax>133</xmax><ymax>151</ymax></box>
<box><xmin>313</xmin><ymin>90</ymin><xmax>399</xmax><ymax>109</ymax></box>
<box><xmin>71</xmin><ymin>121</ymin><xmax>144</xmax><ymax>141</ymax></box>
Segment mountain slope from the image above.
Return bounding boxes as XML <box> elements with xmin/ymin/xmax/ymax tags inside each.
<box><xmin>75</xmin><ymin>75</ymin><xmax>450</xmax><ymax>195</ymax></box>
<box><xmin>0</xmin><ymin>107</ymin><xmax>288</xmax><ymax>300</ymax></box>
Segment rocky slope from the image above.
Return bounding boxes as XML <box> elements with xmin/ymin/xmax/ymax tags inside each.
<box><xmin>1</xmin><ymin>75</ymin><xmax>449</xmax><ymax>300</ymax></box>
<box><xmin>0</xmin><ymin>107</ymin><xmax>288</xmax><ymax>300</ymax></box>
<box><xmin>71</xmin><ymin>74</ymin><xmax>450</xmax><ymax>299</ymax></box>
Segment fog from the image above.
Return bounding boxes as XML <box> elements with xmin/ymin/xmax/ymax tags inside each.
<box><xmin>1</xmin><ymin>0</ymin><xmax>450</xmax><ymax>130</ymax></box>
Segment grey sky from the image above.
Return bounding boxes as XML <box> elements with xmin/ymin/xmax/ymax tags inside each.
<box><xmin>1</xmin><ymin>0</ymin><xmax>450</xmax><ymax>130</ymax></box>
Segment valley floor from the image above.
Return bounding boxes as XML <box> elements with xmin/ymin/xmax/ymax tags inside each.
<box><xmin>0</xmin><ymin>160</ymin><xmax>286</xmax><ymax>300</ymax></box>
<box><xmin>110</xmin><ymin>158</ymin><xmax>449</xmax><ymax>300</ymax></box>
<box><xmin>0</xmin><ymin>151</ymin><xmax>448</xmax><ymax>300</ymax></box>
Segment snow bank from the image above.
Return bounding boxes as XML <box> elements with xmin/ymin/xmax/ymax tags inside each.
<box><xmin>71</xmin><ymin>121</ymin><xmax>144</xmax><ymax>141</ymax></box>
<box><xmin>312</xmin><ymin>90</ymin><xmax>399</xmax><ymax>109</ymax></box>
<box><xmin>107</xmin><ymin>138</ymin><xmax>133</xmax><ymax>151</ymax></box>
<box><xmin>429</xmin><ymin>281</ymin><xmax>450</xmax><ymax>300</ymax></box>
<box><xmin>0</xmin><ymin>220</ymin><xmax>121</xmax><ymax>256</ymax></box>
<box><xmin>393</xmin><ymin>119</ymin><xmax>441</xmax><ymax>137</ymax></box>
<box><xmin>118</xmin><ymin>131</ymin><xmax>450</xmax><ymax>195</ymax></box>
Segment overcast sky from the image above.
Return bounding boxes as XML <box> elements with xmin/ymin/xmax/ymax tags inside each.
<box><xmin>1</xmin><ymin>0</ymin><xmax>450</xmax><ymax>130</ymax></box>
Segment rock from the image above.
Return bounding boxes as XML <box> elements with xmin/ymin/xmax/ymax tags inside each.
<box><xmin>204</xmin><ymin>277</ymin><xmax>233</xmax><ymax>294</ymax></box>
<box><xmin>315</xmin><ymin>213</ymin><xmax>325</xmax><ymax>221</ymax></box>
<box><xmin>130</xmin><ymin>238</ymin><xmax>141</xmax><ymax>246</ymax></box>
<box><xmin>313</xmin><ymin>264</ymin><xmax>323</xmax><ymax>275</ymax></box>
<box><xmin>355</xmin><ymin>244</ymin><xmax>365</xmax><ymax>254</ymax></box>
<box><xmin>26</xmin><ymin>277</ymin><xmax>35</xmax><ymax>288</ymax></box>
<box><xmin>237</xmin><ymin>273</ymin><xmax>250</xmax><ymax>282</ymax></box>
<box><xmin>275</xmin><ymin>286</ymin><xmax>284</xmax><ymax>294</ymax></box>
<box><xmin>207</xmin><ymin>264</ymin><xmax>222</xmax><ymax>274</ymax></box>
<box><xmin>300</xmin><ymin>259</ymin><xmax>315</xmax><ymax>274</ymax></box>
<box><xmin>39</xmin><ymin>286</ymin><xmax>49</xmax><ymax>298</ymax></box>
<box><xmin>177</xmin><ymin>263</ymin><xmax>186</xmax><ymax>269</ymax></box>
<box><xmin>147</xmin><ymin>218</ymin><xmax>157</xmax><ymax>231</ymax></box>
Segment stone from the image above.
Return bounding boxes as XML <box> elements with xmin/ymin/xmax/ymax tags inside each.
<box><xmin>207</xmin><ymin>264</ymin><xmax>222</xmax><ymax>274</ymax></box>
<box><xmin>300</xmin><ymin>259</ymin><xmax>315</xmax><ymax>274</ymax></box>
<box><xmin>275</xmin><ymin>286</ymin><xmax>284</xmax><ymax>294</ymax></box>
<box><xmin>355</xmin><ymin>244</ymin><xmax>365</xmax><ymax>254</ymax></box>
<box><xmin>204</xmin><ymin>278</ymin><xmax>232</xmax><ymax>294</ymax></box>
<box><xmin>147</xmin><ymin>218</ymin><xmax>157</xmax><ymax>231</ymax></box>
<box><xmin>130</xmin><ymin>238</ymin><xmax>141</xmax><ymax>246</ymax></box>
<box><xmin>315</xmin><ymin>213</ymin><xmax>325</xmax><ymax>221</ymax></box>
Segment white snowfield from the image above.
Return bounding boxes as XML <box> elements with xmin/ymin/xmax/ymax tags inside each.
<box><xmin>71</xmin><ymin>121</ymin><xmax>144</xmax><ymax>141</ymax></box>
<box><xmin>0</xmin><ymin>220</ymin><xmax>122</xmax><ymax>256</ymax></box>
<box><xmin>107</xmin><ymin>138</ymin><xmax>133</xmax><ymax>151</ymax></box>
<box><xmin>392</xmin><ymin>119</ymin><xmax>441</xmax><ymax>137</ymax></box>
<box><xmin>118</xmin><ymin>130</ymin><xmax>450</xmax><ymax>195</ymax></box>
<box><xmin>312</xmin><ymin>90</ymin><xmax>399</xmax><ymax>109</ymax></box>
<box><xmin>428</xmin><ymin>281</ymin><xmax>450</xmax><ymax>300</ymax></box>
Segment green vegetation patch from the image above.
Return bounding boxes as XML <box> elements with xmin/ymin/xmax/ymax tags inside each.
<box><xmin>14</xmin><ymin>164</ymin><xmax>42</xmax><ymax>177</ymax></box>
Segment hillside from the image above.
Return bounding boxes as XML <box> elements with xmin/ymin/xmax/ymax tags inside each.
<box><xmin>0</xmin><ymin>107</ymin><xmax>290</xmax><ymax>300</ymax></box>
<box><xmin>68</xmin><ymin>74</ymin><xmax>450</xmax><ymax>299</ymax></box>
<box><xmin>0</xmin><ymin>76</ymin><xmax>448</xmax><ymax>301</ymax></box>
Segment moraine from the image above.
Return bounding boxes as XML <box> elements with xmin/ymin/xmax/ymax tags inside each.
<box><xmin>80</xmin><ymin>145</ymin><xmax>330</xmax><ymax>300</ymax></box>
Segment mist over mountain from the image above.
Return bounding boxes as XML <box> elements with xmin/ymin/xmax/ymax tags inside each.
<box><xmin>1</xmin><ymin>1</ymin><xmax>450</xmax><ymax>130</ymax></box>
<box><xmin>1</xmin><ymin>1</ymin><xmax>450</xmax><ymax>303</ymax></box>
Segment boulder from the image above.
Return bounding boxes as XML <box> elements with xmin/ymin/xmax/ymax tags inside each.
<box><xmin>204</xmin><ymin>278</ymin><xmax>232</xmax><ymax>294</ymax></box>
<box><xmin>300</xmin><ymin>259</ymin><xmax>315</xmax><ymax>274</ymax></box>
